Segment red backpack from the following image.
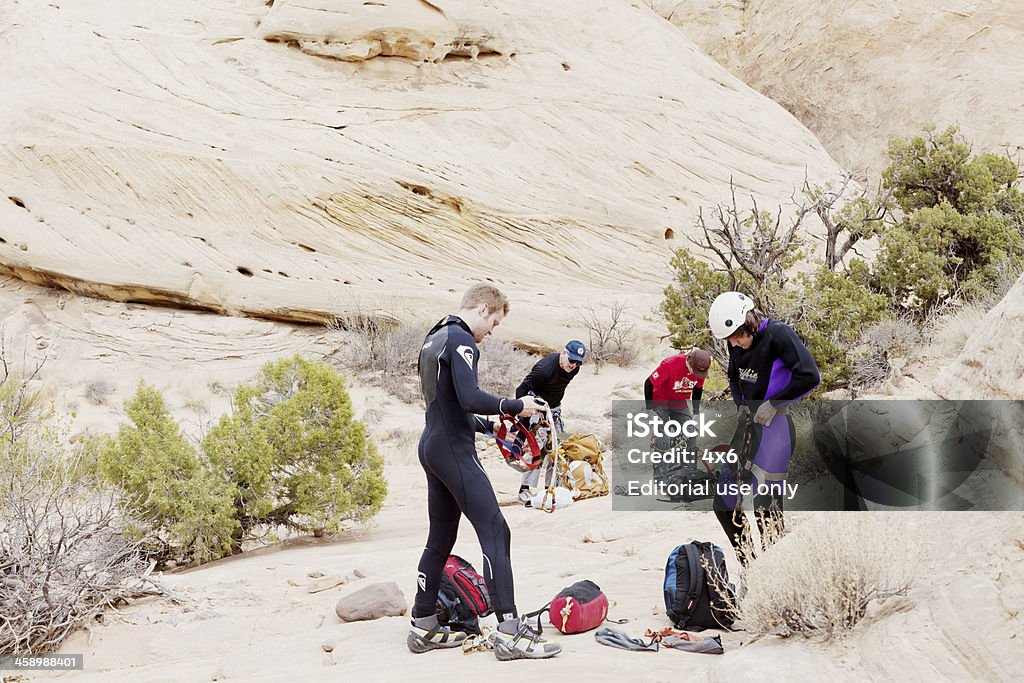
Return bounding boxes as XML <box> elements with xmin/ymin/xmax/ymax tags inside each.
<box><xmin>438</xmin><ymin>555</ymin><xmax>492</xmax><ymax>622</ymax></box>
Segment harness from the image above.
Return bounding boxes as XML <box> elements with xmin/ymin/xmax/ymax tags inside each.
<box><xmin>535</xmin><ymin>403</ymin><xmax>568</xmax><ymax>514</ymax></box>
<box><xmin>489</xmin><ymin>416</ymin><xmax>544</xmax><ymax>473</ymax></box>
<box><xmin>486</xmin><ymin>404</ymin><xmax>571</xmax><ymax>513</ymax></box>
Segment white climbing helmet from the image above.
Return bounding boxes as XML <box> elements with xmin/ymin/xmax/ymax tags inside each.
<box><xmin>708</xmin><ymin>291</ymin><xmax>755</xmax><ymax>339</ymax></box>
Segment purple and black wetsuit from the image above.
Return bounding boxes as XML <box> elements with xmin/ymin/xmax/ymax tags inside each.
<box><xmin>714</xmin><ymin>318</ymin><xmax>820</xmax><ymax>559</ymax></box>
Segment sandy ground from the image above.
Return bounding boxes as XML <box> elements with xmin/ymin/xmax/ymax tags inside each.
<box><xmin>35</xmin><ymin>451</ymin><xmax>1024</xmax><ymax>683</ymax></box>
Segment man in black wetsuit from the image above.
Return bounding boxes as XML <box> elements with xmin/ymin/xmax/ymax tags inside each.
<box><xmin>407</xmin><ymin>283</ymin><xmax>562</xmax><ymax>661</ymax></box>
<box><xmin>515</xmin><ymin>340</ymin><xmax>587</xmax><ymax>505</ymax></box>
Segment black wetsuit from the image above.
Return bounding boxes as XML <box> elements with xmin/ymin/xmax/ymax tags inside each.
<box><xmin>412</xmin><ymin>316</ymin><xmax>524</xmax><ymax>623</ymax></box>
<box><xmin>713</xmin><ymin>319</ymin><xmax>820</xmax><ymax>561</ymax></box>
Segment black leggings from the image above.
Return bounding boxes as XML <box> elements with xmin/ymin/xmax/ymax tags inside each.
<box><xmin>412</xmin><ymin>432</ymin><xmax>516</xmax><ymax>622</ymax></box>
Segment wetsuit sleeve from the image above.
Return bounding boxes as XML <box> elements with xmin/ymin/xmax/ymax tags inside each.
<box><xmin>692</xmin><ymin>385</ymin><xmax>703</xmax><ymax>415</ymax></box>
<box><xmin>449</xmin><ymin>332</ymin><xmax>525</xmax><ymax>416</ymax></box>
<box><xmin>474</xmin><ymin>415</ymin><xmax>496</xmax><ymax>434</ymax></box>
<box><xmin>516</xmin><ymin>355</ymin><xmax>548</xmax><ymax>399</ymax></box>
<box><xmin>768</xmin><ymin>325</ymin><xmax>821</xmax><ymax>406</ymax></box>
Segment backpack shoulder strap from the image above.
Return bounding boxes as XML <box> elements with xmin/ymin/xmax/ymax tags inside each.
<box><xmin>522</xmin><ymin>602</ymin><xmax>551</xmax><ymax>635</ymax></box>
<box><xmin>676</xmin><ymin>543</ymin><xmax>705</xmax><ymax>627</ymax></box>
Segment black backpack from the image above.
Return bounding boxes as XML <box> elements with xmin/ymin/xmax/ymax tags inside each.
<box><xmin>663</xmin><ymin>541</ymin><xmax>736</xmax><ymax>630</ymax></box>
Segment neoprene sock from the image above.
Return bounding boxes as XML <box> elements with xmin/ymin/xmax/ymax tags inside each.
<box><xmin>498</xmin><ymin>616</ymin><xmax>521</xmax><ymax>635</ymax></box>
<box><xmin>412</xmin><ymin>614</ymin><xmax>440</xmax><ymax>630</ymax></box>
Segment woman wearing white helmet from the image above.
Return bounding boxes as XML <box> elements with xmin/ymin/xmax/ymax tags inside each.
<box><xmin>708</xmin><ymin>291</ymin><xmax>820</xmax><ymax>563</ymax></box>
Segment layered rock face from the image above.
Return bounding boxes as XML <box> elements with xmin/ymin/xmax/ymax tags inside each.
<box><xmin>935</xmin><ymin>273</ymin><xmax>1024</xmax><ymax>485</ymax></box>
<box><xmin>648</xmin><ymin>0</ymin><xmax>1024</xmax><ymax>173</ymax></box>
<box><xmin>0</xmin><ymin>0</ymin><xmax>839</xmax><ymax>341</ymax></box>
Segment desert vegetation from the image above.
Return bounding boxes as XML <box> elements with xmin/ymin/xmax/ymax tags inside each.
<box><xmin>98</xmin><ymin>356</ymin><xmax>387</xmax><ymax>566</ymax></box>
<box><xmin>661</xmin><ymin>124</ymin><xmax>1023</xmax><ymax>394</ymax></box>
<box><xmin>1</xmin><ymin>352</ymin><xmax>155</xmax><ymax>657</ymax></box>
<box><xmin>716</xmin><ymin>514</ymin><xmax>918</xmax><ymax>639</ymax></box>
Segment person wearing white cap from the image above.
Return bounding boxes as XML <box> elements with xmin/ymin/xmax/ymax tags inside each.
<box><xmin>707</xmin><ymin>292</ymin><xmax>820</xmax><ymax>562</ymax></box>
<box><xmin>514</xmin><ymin>340</ymin><xmax>587</xmax><ymax>505</ymax></box>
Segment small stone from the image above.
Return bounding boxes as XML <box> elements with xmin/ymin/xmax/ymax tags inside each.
<box><xmin>352</xmin><ymin>568</ymin><xmax>366</xmax><ymax>579</ymax></box>
<box><xmin>307</xmin><ymin>570</ymin><xmax>326</xmax><ymax>579</ymax></box>
<box><xmin>321</xmin><ymin>641</ymin><xmax>335</xmax><ymax>653</ymax></box>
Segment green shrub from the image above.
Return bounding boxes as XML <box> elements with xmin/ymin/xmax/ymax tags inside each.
<box><xmin>780</xmin><ymin>263</ymin><xmax>890</xmax><ymax>390</ymax></box>
<box><xmin>203</xmin><ymin>355</ymin><xmax>386</xmax><ymax>537</ymax></box>
<box><xmin>98</xmin><ymin>382</ymin><xmax>237</xmax><ymax>564</ymax></box>
<box><xmin>660</xmin><ymin>250</ymin><xmax>754</xmax><ymax>354</ymax></box>
<box><xmin>661</xmin><ymin>253</ymin><xmax>886</xmax><ymax>391</ymax></box>
<box><xmin>878</xmin><ymin>124</ymin><xmax>1024</xmax><ymax>314</ymax></box>
<box><xmin>101</xmin><ymin>360</ymin><xmax>387</xmax><ymax>564</ymax></box>
<box><xmin>661</xmin><ymin>124</ymin><xmax>1022</xmax><ymax>392</ymax></box>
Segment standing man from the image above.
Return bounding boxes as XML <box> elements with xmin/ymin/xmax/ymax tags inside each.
<box><xmin>515</xmin><ymin>340</ymin><xmax>587</xmax><ymax>505</ymax></box>
<box><xmin>408</xmin><ymin>283</ymin><xmax>562</xmax><ymax>661</ymax></box>
<box><xmin>707</xmin><ymin>291</ymin><xmax>820</xmax><ymax>564</ymax></box>
<box><xmin>644</xmin><ymin>349</ymin><xmax>712</xmax><ymax>457</ymax></box>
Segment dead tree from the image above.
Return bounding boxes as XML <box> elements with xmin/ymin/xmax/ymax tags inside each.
<box><xmin>804</xmin><ymin>172</ymin><xmax>893</xmax><ymax>271</ymax></box>
<box><xmin>575</xmin><ymin>302</ymin><xmax>639</xmax><ymax>374</ymax></box>
<box><xmin>689</xmin><ymin>177</ymin><xmax>810</xmax><ymax>312</ymax></box>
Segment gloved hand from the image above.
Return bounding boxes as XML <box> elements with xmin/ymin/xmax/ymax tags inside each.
<box><xmin>519</xmin><ymin>395</ymin><xmax>546</xmax><ymax>417</ymax></box>
<box><xmin>737</xmin><ymin>404</ymin><xmax>752</xmax><ymax>422</ymax></box>
<box><xmin>753</xmin><ymin>401</ymin><xmax>778</xmax><ymax>426</ymax></box>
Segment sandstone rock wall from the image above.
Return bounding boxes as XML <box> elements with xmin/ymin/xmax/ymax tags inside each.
<box><xmin>649</xmin><ymin>0</ymin><xmax>1024</xmax><ymax>173</ymax></box>
<box><xmin>0</xmin><ymin>0</ymin><xmax>839</xmax><ymax>342</ymax></box>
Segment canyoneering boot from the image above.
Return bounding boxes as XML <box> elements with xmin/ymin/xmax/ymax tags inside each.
<box><xmin>407</xmin><ymin>614</ymin><xmax>468</xmax><ymax>653</ymax></box>
<box><xmin>518</xmin><ymin>486</ymin><xmax>533</xmax><ymax>507</ymax></box>
<box><xmin>490</xmin><ymin>618</ymin><xmax>561</xmax><ymax>660</ymax></box>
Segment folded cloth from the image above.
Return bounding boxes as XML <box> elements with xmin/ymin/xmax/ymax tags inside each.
<box><xmin>594</xmin><ymin>627</ymin><xmax>659</xmax><ymax>652</ymax></box>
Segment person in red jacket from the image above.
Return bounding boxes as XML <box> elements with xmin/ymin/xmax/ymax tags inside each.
<box><xmin>644</xmin><ymin>350</ymin><xmax>712</xmax><ymax>460</ymax></box>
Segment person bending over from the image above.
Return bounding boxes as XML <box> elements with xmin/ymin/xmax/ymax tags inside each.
<box><xmin>644</xmin><ymin>349</ymin><xmax>711</xmax><ymax>470</ymax></box>
<box><xmin>514</xmin><ymin>340</ymin><xmax>586</xmax><ymax>505</ymax></box>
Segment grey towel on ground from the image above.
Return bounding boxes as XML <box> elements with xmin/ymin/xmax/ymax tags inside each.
<box><xmin>662</xmin><ymin>633</ymin><xmax>724</xmax><ymax>655</ymax></box>
<box><xmin>594</xmin><ymin>627</ymin><xmax>725</xmax><ymax>655</ymax></box>
<box><xmin>594</xmin><ymin>627</ymin><xmax>659</xmax><ymax>652</ymax></box>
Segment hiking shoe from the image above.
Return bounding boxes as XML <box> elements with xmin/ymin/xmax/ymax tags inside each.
<box><xmin>407</xmin><ymin>623</ymin><xmax>468</xmax><ymax>654</ymax></box>
<box><xmin>518</xmin><ymin>489</ymin><xmax>533</xmax><ymax>507</ymax></box>
<box><xmin>490</xmin><ymin>623</ymin><xmax>561</xmax><ymax>660</ymax></box>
